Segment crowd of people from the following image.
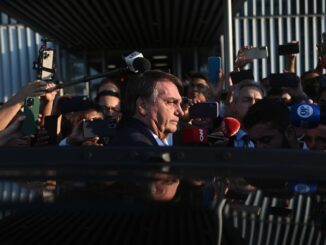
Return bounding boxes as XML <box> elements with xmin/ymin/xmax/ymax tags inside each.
<box><xmin>0</xmin><ymin>42</ymin><xmax>325</xmax><ymax>194</ymax></box>
<box><xmin>0</xmin><ymin>47</ymin><xmax>325</xmax><ymax>151</ymax></box>
<box><xmin>1</xmin><ymin>42</ymin><xmax>326</xmax><ymax>243</ymax></box>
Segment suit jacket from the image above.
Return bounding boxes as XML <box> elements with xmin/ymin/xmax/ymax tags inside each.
<box><xmin>109</xmin><ymin>118</ymin><xmax>158</xmax><ymax>146</ymax></box>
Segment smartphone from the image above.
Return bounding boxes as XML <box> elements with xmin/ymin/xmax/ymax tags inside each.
<box><xmin>21</xmin><ymin>97</ymin><xmax>40</xmax><ymax>135</ymax></box>
<box><xmin>269</xmin><ymin>73</ymin><xmax>299</xmax><ymax>88</ymax></box>
<box><xmin>208</xmin><ymin>56</ymin><xmax>221</xmax><ymax>84</ymax></box>
<box><xmin>278</xmin><ymin>42</ymin><xmax>300</xmax><ymax>55</ymax></box>
<box><xmin>243</xmin><ymin>46</ymin><xmax>268</xmax><ymax>60</ymax></box>
<box><xmin>58</xmin><ymin>96</ymin><xmax>94</xmax><ymax>114</ymax></box>
<box><xmin>44</xmin><ymin>115</ymin><xmax>59</xmax><ymax>145</ymax></box>
<box><xmin>38</xmin><ymin>48</ymin><xmax>55</xmax><ymax>81</ymax></box>
<box><xmin>83</xmin><ymin>119</ymin><xmax>117</xmax><ymax>138</ymax></box>
<box><xmin>189</xmin><ymin>102</ymin><xmax>219</xmax><ymax>119</ymax></box>
<box><xmin>230</xmin><ymin>69</ymin><xmax>254</xmax><ymax>84</ymax></box>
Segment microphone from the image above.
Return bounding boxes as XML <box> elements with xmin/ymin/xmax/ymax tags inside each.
<box><xmin>222</xmin><ymin>117</ymin><xmax>241</xmax><ymax>137</ymax></box>
<box><xmin>182</xmin><ymin>127</ymin><xmax>208</xmax><ymax>145</ymax></box>
<box><xmin>181</xmin><ymin>118</ymin><xmax>240</xmax><ymax>145</ymax></box>
<box><xmin>289</xmin><ymin>103</ymin><xmax>326</xmax><ymax>128</ymax></box>
<box><xmin>206</xmin><ymin>117</ymin><xmax>241</xmax><ymax>145</ymax></box>
<box><xmin>47</xmin><ymin>53</ymin><xmax>151</xmax><ymax>92</ymax></box>
<box><xmin>124</xmin><ymin>51</ymin><xmax>151</xmax><ymax>73</ymax></box>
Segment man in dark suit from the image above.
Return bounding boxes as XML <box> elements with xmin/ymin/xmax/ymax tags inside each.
<box><xmin>110</xmin><ymin>70</ymin><xmax>184</xmax><ymax>146</ymax></box>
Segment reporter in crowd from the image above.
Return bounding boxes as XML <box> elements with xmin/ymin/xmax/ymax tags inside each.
<box><xmin>303</xmin><ymin>122</ymin><xmax>326</xmax><ymax>151</ymax></box>
<box><xmin>59</xmin><ymin>105</ymin><xmax>104</xmax><ymax>146</ymax></box>
<box><xmin>95</xmin><ymin>90</ymin><xmax>122</xmax><ymax>122</ymax></box>
<box><xmin>227</xmin><ymin>80</ymin><xmax>265</xmax><ymax>148</ymax></box>
<box><xmin>242</xmin><ymin>98</ymin><xmax>299</xmax><ymax>149</ymax></box>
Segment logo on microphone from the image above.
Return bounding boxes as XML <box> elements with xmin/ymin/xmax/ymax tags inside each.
<box><xmin>297</xmin><ymin>104</ymin><xmax>313</xmax><ymax>118</ymax></box>
<box><xmin>199</xmin><ymin>129</ymin><xmax>204</xmax><ymax>142</ymax></box>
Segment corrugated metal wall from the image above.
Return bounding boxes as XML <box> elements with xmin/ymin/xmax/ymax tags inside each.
<box><xmin>234</xmin><ymin>0</ymin><xmax>326</xmax><ymax>81</ymax></box>
<box><xmin>0</xmin><ymin>13</ymin><xmax>60</xmax><ymax>103</ymax></box>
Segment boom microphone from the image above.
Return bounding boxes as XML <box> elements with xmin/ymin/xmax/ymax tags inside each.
<box><xmin>132</xmin><ymin>57</ymin><xmax>151</xmax><ymax>73</ymax></box>
<box><xmin>47</xmin><ymin>54</ymin><xmax>151</xmax><ymax>92</ymax></box>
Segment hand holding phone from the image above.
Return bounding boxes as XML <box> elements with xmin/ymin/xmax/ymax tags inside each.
<box><xmin>243</xmin><ymin>46</ymin><xmax>269</xmax><ymax>60</ymax></box>
<box><xmin>83</xmin><ymin>119</ymin><xmax>117</xmax><ymax>138</ymax></box>
<box><xmin>230</xmin><ymin>69</ymin><xmax>254</xmax><ymax>84</ymax></box>
<box><xmin>278</xmin><ymin>42</ymin><xmax>300</xmax><ymax>56</ymax></box>
<box><xmin>57</xmin><ymin>96</ymin><xmax>94</xmax><ymax>114</ymax></box>
<box><xmin>208</xmin><ymin>56</ymin><xmax>221</xmax><ymax>84</ymax></box>
<box><xmin>21</xmin><ymin>97</ymin><xmax>40</xmax><ymax>135</ymax></box>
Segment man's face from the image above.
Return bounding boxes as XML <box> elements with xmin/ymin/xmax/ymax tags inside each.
<box><xmin>303</xmin><ymin>124</ymin><xmax>326</xmax><ymax>151</ymax></box>
<box><xmin>233</xmin><ymin>86</ymin><xmax>263</xmax><ymax>121</ymax></box>
<box><xmin>145</xmin><ymin>80</ymin><xmax>184</xmax><ymax>138</ymax></box>
<box><xmin>148</xmin><ymin>173</ymin><xmax>180</xmax><ymax>202</ymax></box>
<box><xmin>188</xmin><ymin>78</ymin><xmax>209</xmax><ymax>101</ymax></box>
<box><xmin>247</xmin><ymin>122</ymin><xmax>285</xmax><ymax>148</ymax></box>
<box><xmin>98</xmin><ymin>95</ymin><xmax>121</xmax><ymax>121</ymax></box>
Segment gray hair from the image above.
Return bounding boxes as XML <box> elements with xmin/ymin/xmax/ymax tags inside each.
<box><xmin>233</xmin><ymin>79</ymin><xmax>266</xmax><ymax>102</ymax></box>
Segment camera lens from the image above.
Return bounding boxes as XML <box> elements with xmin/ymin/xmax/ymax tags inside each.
<box><xmin>26</xmin><ymin>98</ymin><xmax>34</xmax><ymax>106</ymax></box>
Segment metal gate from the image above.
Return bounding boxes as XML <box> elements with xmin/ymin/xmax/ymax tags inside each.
<box><xmin>234</xmin><ymin>0</ymin><xmax>326</xmax><ymax>81</ymax></box>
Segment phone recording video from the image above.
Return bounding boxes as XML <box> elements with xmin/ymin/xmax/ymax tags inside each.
<box><xmin>207</xmin><ymin>56</ymin><xmax>221</xmax><ymax>84</ymax></box>
<box><xmin>39</xmin><ymin>49</ymin><xmax>55</xmax><ymax>81</ymax></box>
<box><xmin>21</xmin><ymin>97</ymin><xmax>40</xmax><ymax>135</ymax></box>
<box><xmin>189</xmin><ymin>102</ymin><xmax>219</xmax><ymax>119</ymax></box>
<box><xmin>58</xmin><ymin>96</ymin><xmax>94</xmax><ymax>114</ymax></box>
<box><xmin>83</xmin><ymin>119</ymin><xmax>117</xmax><ymax>138</ymax></box>
<box><xmin>278</xmin><ymin>42</ymin><xmax>300</xmax><ymax>56</ymax></box>
<box><xmin>243</xmin><ymin>46</ymin><xmax>269</xmax><ymax>60</ymax></box>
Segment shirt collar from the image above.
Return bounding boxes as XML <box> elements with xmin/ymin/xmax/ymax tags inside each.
<box><xmin>236</xmin><ymin>128</ymin><xmax>248</xmax><ymax>140</ymax></box>
<box><xmin>149</xmin><ymin>130</ymin><xmax>173</xmax><ymax>146</ymax></box>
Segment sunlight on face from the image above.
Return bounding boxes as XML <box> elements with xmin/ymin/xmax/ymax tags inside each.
<box><xmin>146</xmin><ymin>80</ymin><xmax>184</xmax><ymax>139</ymax></box>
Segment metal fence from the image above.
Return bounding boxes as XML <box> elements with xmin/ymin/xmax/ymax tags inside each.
<box><xmin>234</xmin><ymin>0</ymin><xmax>326</xmax><ymax>81</ymax></box>
<box><xmin>0</xmin><ymin>13</ymin><xmax>61</xmax><ymax>103</ymax></box>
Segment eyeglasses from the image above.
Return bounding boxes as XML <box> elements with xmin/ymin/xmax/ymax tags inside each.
<box><xmin>190</xmin><ymin>83</ymin><xmax>209</xmax><ymax>92</ymax></box>
<box><xmin>101</xmin><ymin>105</ymin><xmax>121</xmax><ymax>113</ymax></box>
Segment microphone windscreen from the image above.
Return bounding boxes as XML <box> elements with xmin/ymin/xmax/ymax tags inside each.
<box><xmin>182</xmin><ymin>128</ymin><xmax>207</xmax><ymax>145</ymax></box>
<box><xmin>133</xmin><ymin>57</ymin><xmax>151</xmax><ymax>73</ymax></box>
<box><xmin>289</xmin><ymin>103</ymin><xmax>320</xmax><ymax>128</ymax></box>
<box><xmin>223</xmin><ymin>117</ymin><xmax>240</xmax><ymax>137</ymax></box>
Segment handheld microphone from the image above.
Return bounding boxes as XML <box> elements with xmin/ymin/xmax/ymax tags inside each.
<box><xmin>222</xmin><ymin>117</ymin><xmax>241</xmax><ymax>137</ymax></box>
<box><xmin>289</xmin><ymin>103</ymin><xmax>326</xmax><ymax>128</ymax></box>
<box><xmin>181</xmin><ymin>127</ymin><xmax>208</xmax><ymax>145</ymax></box>
<box><xmin>206</xmin><ymin>117</ymin><xmax>241</xmax><ymax>145</ymax></box>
